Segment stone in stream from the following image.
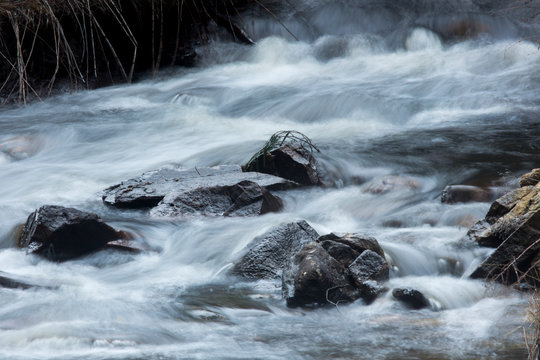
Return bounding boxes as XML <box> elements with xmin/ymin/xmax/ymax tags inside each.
<box><xmin>17</xmin><ymin>205</ymin><xmax>129</xmax><ymax>261</ymax></box>
<box><xmin>232</xmin><ymin>221</ymin><xmax>319</xmax><ymax>280</ymax></box>
<box><xmin>441</xmin><ymin>185</ymin><xmax>507</xmax><ymax>204</ymax></box>
<box><xmin>150</xmin><ymin>180</ymin><xmax>283</xmax><ymax>217</ymax></box>
<box><xmin>244</xmin><ymin>144</ymin><xmax>323</xmax><ymax>186</ymax></box>
<box><xmin>392</xmin><ymin>288</ymin><xmax>430</xmax><ymax>310</ymax></box>
<box><xmin>282</xmin><ymin>242</ymin><xmax>359</xmax><ymax>308</ymax></box>
<box><xmin>468</xmin><ymin>179</ymin><xmax>540</xmax><ymax>285</ymax></box>
<box><xmin>282</xmin><ymin>232</ymin><xmax>389</xmax><ymax>307</ymax></box>
<box><xmin>102</xmin><ymin>165</ymin><xmax>294</xmax><ymax>217</ymax></box>
<box><xmin>363</xmin><ymin>175</ymin><xmax>420</xmax><ymax>195</ymax></box>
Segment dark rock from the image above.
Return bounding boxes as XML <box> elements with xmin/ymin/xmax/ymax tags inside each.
<box><xmin>319</xmin><ymin>240</ymin><xmax>361</xmax><ymax>268</ymax></box>
<box><xmin>17</xmin><ymin>205</ymin><xmax>126</xmax><ymax>261</ymax></box>
<box><xmin>232</xmin><ymin>221</ymin><xmax>319</xmax><ymax>279</ymax></box>
<box><xmin>0</xmin><ymin>272</ymin><xmax>33</xmax><ymax>289</ymax></box>
<box><xmin>318</xmin><ymin>233</ymin><xmax>385</xmax><ymax>258</ymax></box>
<box><xmin>363</xmin><ymin>175</ymin><xmax>420</xmax><ymax>194</ymax></box>
<box><xmin>441</xmin><ymin>185</ymin><xmax>506</xmax><ymax>204</ymax></box>
<box><xmin>520</xmin><ymin>169</ymin><xmax>540</xmax><ymax>187</ymax></box>
<box><xmin>150</xmin><ymin>180</ymin><xmax>283</xmax><ymax>217</ymax></box>
<box><xmin>469</xmin><ymin>183</ymin><xmax>540</xmax><ymax>284</ymax></box>
<box><xmin>244</xmin><ymin>144</ymin><xmax>322</xmax><ymax>186</ymax></box>
<box><xmin>102</xmin><ymin>236</ymin><xmax>149</xmax><ymax>254</ymax></box>
<box><xmin>392</xmin><ymin>288</ymin><xmax>430</xmax><ymax>310</ymax></box>
<box><xmin>282</xmin><ymin>242</ymin><xmax>358</xmax><ymax>308</ymax></box>
<box><xmin>348</xmin><ymin>250</ymin><xmax>389</xmax><ymax>284</ymax></box>
<box><xmin>103</xmin><ymin>165</ymin><xmax>296</xmax><ymax>208</ymax></box>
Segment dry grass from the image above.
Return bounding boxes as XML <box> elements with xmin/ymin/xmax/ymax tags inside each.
<box><xmin>0</xmin><ymin>0</ymin><xmax>253</xmax><ymax>104</ymax></box>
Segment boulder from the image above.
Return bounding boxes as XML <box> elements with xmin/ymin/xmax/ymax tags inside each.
<box><xmin>441</xmin><ymin>185</ymin><xmax>507</xmax><ymax>204</ymax></box>
<box><xmin>282</xmin><ymin>235</ymin><xmax>389</xmax><ymax>307</ymax></box>
<box><xmin>317</xmin><ymin>233</ymin><xmax>385</xmax><ymax>258</ymax></box>
<box><xmin>520</xmin><ymin>169</ymin><xmax>540</xmax><ymax>187</ymax></box>
<box><xmin>392</xmin><ymin>288</ymin><xmax>430</xmax><ymax>310</ymax></box>
<box><xmin>232</xmin><ymin>220</ymin><xmax>319</xmax><ymax>279</ymax></box>
<box><xmin>102</xmin><ymin>165</ymin><xmax>294</xmax><ymax>217</ymax></box>
<box><xmin>149</xmin><ymin>180</ymin><xmax>283</xmax><ymax>217</ymax></box>
<box><xmin>469</xmin><ymin>182</ymin><xmax>540</xmax><ymax>284</ymax></box>
<box><xmin>348</xmin><ymin>250</ymin><xmax>389</xmax><ymax>284</ymax></box>
<box><xmin>17</xmin><ymin>205</ymin><xmax>127</xmax><ymax>261</ymax></box>
<box><xmin>282</xmin><ymin>242</ymin><xmax>358</xmax><ymax>308</ymax></box>
<box><xmin>244</xmin><ymin>144</ymin><xmax>323</xmax><ymax>186</ymax></box>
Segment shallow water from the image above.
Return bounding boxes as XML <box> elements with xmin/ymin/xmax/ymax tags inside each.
<box><xmin>1</xmin><ymin>0</ymin><xmax>539</xmax><ymax>359</ymax></box>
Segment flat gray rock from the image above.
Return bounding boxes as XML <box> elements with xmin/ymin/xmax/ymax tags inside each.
<box><xmin>102</xmin><ymin>165</ymin><xmax>298</xmax><ymax>208</ymax></box>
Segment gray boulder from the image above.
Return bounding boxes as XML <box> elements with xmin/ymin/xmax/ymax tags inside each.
<box><xmin>232</xmin><ymin>221</ymin><xmax>319</xmax><ymax>279</ymax></box>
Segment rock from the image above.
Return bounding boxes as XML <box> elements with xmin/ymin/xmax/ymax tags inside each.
<box><xmin>363</xmin><ymin>175</ymin><xmax>420</xmax><ymax>194</ymax></box>
<box><xmin>392</xmin><ymin>288</ymin><xmax>430</xmax><ymax>310</ymax></box>
<box><xmin>102</xmin><ymin>236</ymin><xmax>149</xmax><ymax>254</ymax></box>
<box><xmin>348</xmin><ymin>250</ymin><xmax>390</xmax><ymax>284</ymax></box>
<box><xmin>319</xmin><ymin>239</ymin><xmax>361</xmax><ymax>268</ymax></box>
<box><xmin>469</xmin><ymin>182</ymin><xmax>540</xmax><ymax>284</ymax></box>
<box><xmin>441</xmin><ymin>185</ymin><xmax>507</xmax><ymax>204</ymax></box>
<box><xmin>318</xmin><ymin>233</ymin><xmax>385</xmax><ymax>258</ymax></box>
<box><xmin>469</xmin><ymin>185</ymin><xmax>540</xmax><ymax>248</ymax></box>
<box><xmin>520</xmin><ymin>169</ymin><xmax>540</xmax><ymax>187</ymax></box>
<box><xmin>244</xmin><ymin>144</ymin><xmax>322</xmax><ymax>186</ymax></box>
<box><xmin>150</xmin><ymin>180</ymin><xmax>283</xmax><ymax>217</ymax></box>
<box><xmin>282</xmin><ymin>242</ymin><xmax>358</xmax><ymax>308</ymax></box>
<box><xmin>17</xmin><ymin>205</ymin><xmax>126</xmax><ymax>261</ymax></box>
<box><xmin>103</xmin><ymin>165</ymin><xmax>296</xmax><ymax>209</ymax></box>
<box><xmin>232</xmin><ymin>220</ymin><xmax>319</xmax><ymax>279</ymax></box>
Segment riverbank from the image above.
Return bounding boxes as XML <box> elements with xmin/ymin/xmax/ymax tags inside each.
<box><xmin>0</xmin><ymin>0</ymin><xmax>255</xmax><ymax>104</ymax></box>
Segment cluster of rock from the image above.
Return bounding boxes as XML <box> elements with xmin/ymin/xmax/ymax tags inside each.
<box><xmin>233</xmin><ymin>220</ymin><xmax>394</xmax><ymax>308</ymax></box>
<box><xmin>12</xmin><ymin>142</ymin><xmax>322</xmax><ymax>264</ymax></box>
<box><xmin>466</xmin><ymin>169</ymin><xmax>540</xmax><ymax>286</ymax></box>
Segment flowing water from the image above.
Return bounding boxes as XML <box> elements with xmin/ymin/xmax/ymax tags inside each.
<box><xmin>1</xmin><ymin>1</ymin><xmax>539</xmax><ymax>359</ymax></box>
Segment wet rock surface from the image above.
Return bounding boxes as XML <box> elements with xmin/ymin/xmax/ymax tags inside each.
<box><xmin>441</xmin><ymin>185</ymin><xmax>507</xmax><ymax>204</ymax></box>
<box><xmin>232</xmin><ymin>221</ymin><xmax>319</xmax><ymax>279</ymax></box>
<box><xmin>244</xmin><ymin>144</ymin><xmax>323</xmax><ymax>186</ymax></box>
<box><xmin>469</xmin><ymin>180</ymin><xmax>540</xmax><ymax>285</ymax></box>
<box><xmin>281</xmin><ymin>230</ymin><xmax>389</xmax><ymax>307</ymax></box>
<box><xmin>17</xmin><ymin>205</ymin><xmax>127</xmax><ymax>261</ymax></box>
<box><xmin>519</xmin><ymin>168</ymin><xmax>540</xmax><ymax>187</ymax></box>
<box><xmin>363</xmin><ymin>175</ymin><xmax>420</xmax><ymax>194</ymax></box>
<box><xmin>102</xmin><ymin>165</ymin><xmax>294</xmax><ymax>217</ymax></box>
<box><xmin>150</xmin><ymin>180</ymin><xmax>283</xmax><ymax>217</ymax></box>
<box><xmin>392</xmin><ymin>288</ymin><xmax>430</xmax><ymax>310</ymax></box>
<box><xmin>282</xmin><ymin>242</ymin><xmax>358</xmax><ymax>308</ymax></box>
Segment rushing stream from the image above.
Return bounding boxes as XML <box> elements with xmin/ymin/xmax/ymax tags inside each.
<box><xmin>1</xmin><ymin>0</ymin><xmax>539</xmax><ymax>359</ymax></box>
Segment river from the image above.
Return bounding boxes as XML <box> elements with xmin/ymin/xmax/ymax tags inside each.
<box><xmin>0</xmin><ymin>0</ymin><xmax>539</xmax><ymax>359</ymax></box>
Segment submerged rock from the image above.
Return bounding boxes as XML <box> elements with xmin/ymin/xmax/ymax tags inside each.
<box><xmin>363</xmin><ymin>175</ymin><xmax>420</xmax><ymax>195</ymax></box>
<box><xmin>0</xmin><ymin>271</ymin><xmax>58</xmax><ymax>290</ymax></box>
<box><xmin>232</xmin><ymin>221</ymin><xmax>319</xmax><ymax>279</ymax></box>
<box><xmin>441</xmin><ymin>185</ymin><xmax>506</xmax><ymax>204</ymax></box>
<box><xmin>392</xmin><ymin>288</ymin><xmax>430</xmax><ymax>310</ymax></box>
<box><xmin>102</xmin><ymin>165</ymin><xmax>294</xmax><ymax>217</ymax></box>
<box><xmin>150</xmin><ymin>180</ymin><xmax>283</xmax><ymax>217</ymax></box>
<box><xmin>0</xmin><ymin>136</ymin><xmax>42</xmax><ymax>161</ymax></box>
<box><xmin>468</xmin><ymin>180</ymin><xmax>540</xmax><ymax>285</ymax></box>
<box><xmin>17</xmin><ymin>205</ymin><xmax>127</xmax><ymax>261</ymax></box>
<box><xmin>244</xmin><ymin>144</ymin><xmax>323</xmax><ymax>186</ymax></box>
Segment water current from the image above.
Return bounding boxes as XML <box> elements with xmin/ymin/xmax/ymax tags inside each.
<box><xmin>1</xmin><ymin>0</ymin><xmax>539</xmax><ymax>359</ymax></box>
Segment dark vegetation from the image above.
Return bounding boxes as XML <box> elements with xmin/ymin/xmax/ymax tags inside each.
<box><xmin>0</xmin><ymin>0</ymin><xmax>256</xmax><ymax>104</ymax></box>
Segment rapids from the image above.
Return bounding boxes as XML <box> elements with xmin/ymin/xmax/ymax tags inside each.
<box><xmin>1</xmin><ymin>0</ymin><xmax>539</xmax><ymax>358</ymax></box>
